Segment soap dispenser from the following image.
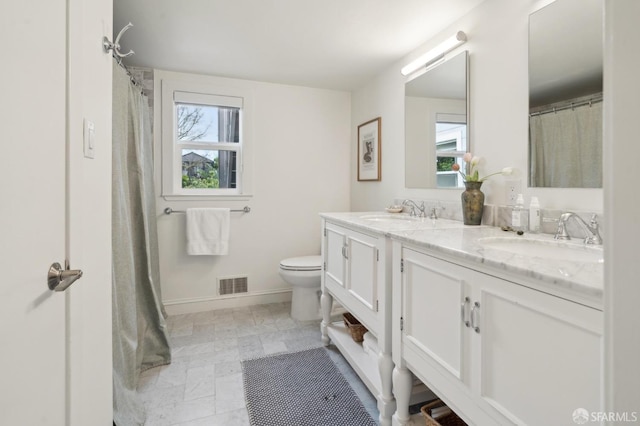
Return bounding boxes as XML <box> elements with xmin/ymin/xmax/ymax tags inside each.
<box><xmin>511</xmin><ymin>194</ymin><xmax>528</xmax><ymax>232</ymax></box>
<box><xmin>529</xmin><ymin>196</ymin><xmax>541</xmax><ymax>233</ymax></box>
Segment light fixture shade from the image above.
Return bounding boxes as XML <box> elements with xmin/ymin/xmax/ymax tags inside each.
<box><xmin>401</xmin><ymin>31</ymin><xmax>467</xmax><ymax>76</ymax></box>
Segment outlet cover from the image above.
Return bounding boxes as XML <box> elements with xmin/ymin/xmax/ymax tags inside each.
<box><xmin>505</xmin><ymin>179</ymin><xmax>521</xmax><ymax>205</ymax></box>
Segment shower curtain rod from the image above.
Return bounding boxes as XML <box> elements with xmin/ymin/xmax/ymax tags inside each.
<box><xmin>114</xmin><ymin>55</ymin><xmax>144</xmax><ymax>89</ymax></box>
<box><xmin>529</xmin><ymin>94</ymin><xmax>603</xmax><ymax>117</ymax></box>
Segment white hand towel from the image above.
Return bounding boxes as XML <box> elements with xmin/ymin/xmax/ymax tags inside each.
<box><xmin>186</xmin><ymin>208</ymin><xmax>230</xmax><ymax>255</ymax></box>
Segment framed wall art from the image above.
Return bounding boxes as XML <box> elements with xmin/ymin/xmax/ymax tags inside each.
<box><xmin>357</xmin><ymin>117</ymin><xmax>381</xmax><ymax>181</ymax></box>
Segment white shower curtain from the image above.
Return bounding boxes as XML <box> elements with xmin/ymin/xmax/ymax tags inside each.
<box><xmin>529</xmin><ymin>102</ymin><xmax>603</xmax><ymax>188</ymax></box>
<box><xmin>112</xmin><ymin>64</ymin><xmax>171</xmax><ymax>425</ymax></box>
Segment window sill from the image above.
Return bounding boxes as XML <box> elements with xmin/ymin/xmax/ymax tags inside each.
<box><xmin>162</xmin><ymin>194</ymin><xmax>254</xmax><ymax>202</ymax></box>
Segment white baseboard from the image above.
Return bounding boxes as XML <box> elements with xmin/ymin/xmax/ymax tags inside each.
<box><xmin>163</xmin><ymin>289</ymin><xmax>293</xmax><ymax>316</ymax></box>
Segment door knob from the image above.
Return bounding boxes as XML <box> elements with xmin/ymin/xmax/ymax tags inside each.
<box><xmin>48</xmin><ymin>262</ymin><xmax>83</xmax><ymax>291</ymax></box>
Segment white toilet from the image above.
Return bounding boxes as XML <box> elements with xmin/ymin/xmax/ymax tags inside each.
<box><xmin>279</xmin><ymin>255</ymin><xmax>322</xmax><ymax>321</ymax></box>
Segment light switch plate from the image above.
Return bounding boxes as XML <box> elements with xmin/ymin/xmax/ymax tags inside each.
<box><xmin>83</xmin><ymin>119</ymin><xmax>95</xmax><ymax>159</ymax></box>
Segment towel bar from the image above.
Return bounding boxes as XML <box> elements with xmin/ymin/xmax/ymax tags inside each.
<box><xmin>164</xmin><ymin>206</ymin><xmax>251</xmax><ymax>215</ymax></box>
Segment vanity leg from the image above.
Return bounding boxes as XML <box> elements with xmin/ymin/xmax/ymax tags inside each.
<box><xmin>320</xmin><ymin>291</ymin><xmax>333</xmax><ymax>345</ymax></box>
<box><xmin>392</xmin><ymin>365</ymin><xmax>412</xmax><ymax>426</ymax></box>
<box><xmin>378</xmin><ymin>350</ymin><xmax>396</xmax><ymax>426</ymax></box>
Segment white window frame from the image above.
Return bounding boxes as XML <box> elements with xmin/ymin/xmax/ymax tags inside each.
<box><xmin>159</xmin><ymin>75</ymin><xmax>253</xmax><ymax>200</ymax></box>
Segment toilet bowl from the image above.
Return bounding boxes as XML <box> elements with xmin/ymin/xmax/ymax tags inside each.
<box><xmin>279</xmin><ymin>255</ymin><xmax>322</xmax><ymax>321</ymax></box>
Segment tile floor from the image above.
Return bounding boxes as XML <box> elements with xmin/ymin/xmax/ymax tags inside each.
<box><xmin>138</xmin><ymin>302</ymin><xmax>378</xmax><ymax>425</ymax></box>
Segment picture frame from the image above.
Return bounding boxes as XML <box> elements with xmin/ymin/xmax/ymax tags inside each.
<box><xmin>357</xmin><ymin>117</ymin><xmax>381</xmax><ymax>181</ymax></box>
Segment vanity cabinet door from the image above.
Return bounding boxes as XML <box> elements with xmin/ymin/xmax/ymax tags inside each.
<box><xmin>346</xmin><ymin>230</ymin><xmax>379</xmax><ymax>312</ymax></box>
<box><xmin>324</xmin><ymin>223</ymin><xmax>379</xmax><ymax>318</ymax></box>
<box><xmin>325</xmin><ymin>224</ymin><xmax>347</xmax><ymax>289</ymax></box>
<box><xmin>401</xmin><ymin>248</ymin><xmax>469</xmax><ymax>383</ymax></box>
<box><xmin>476</xmin><ymin>277</ymin><xmax>603</xmax><ymax>426</ymax></box>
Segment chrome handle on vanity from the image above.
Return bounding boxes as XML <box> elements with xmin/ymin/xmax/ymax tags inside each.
<box><xmin>470</xmin><ymin>301</ymin><xmax>481</xmax><ymax>334</ymax></box>
<box><xmin>341</xmin><ymin>245</ymin><xmax>349</xmax><ymax>259</ymax></box>
<box><xmin>48</xmin><ymin>262</ymin><xmax>83</xmax><ymax>292</ymax></box>
<box><xmin>461</xmin><ymin>297</ymin><xmax>471</xmax><ymax>328</ymax></box>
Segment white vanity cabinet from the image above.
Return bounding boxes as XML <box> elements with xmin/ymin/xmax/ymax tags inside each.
<box><xmin>320</xmin><ymin>219</ymin><xmax>396</xmax><ymax>425</ymax></box>
<box><xmin>392</xmin><ymin>242</ymin><xmax>603</xmax><ymax>426</ymax></box>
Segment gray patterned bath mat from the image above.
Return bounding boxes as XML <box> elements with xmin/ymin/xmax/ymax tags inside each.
<box><xmin>242</xmin><ymin>347</ymin><xmax>377</xmax><ymax>426</ymax></box>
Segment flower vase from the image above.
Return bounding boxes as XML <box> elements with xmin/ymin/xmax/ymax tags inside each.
<box><xmin>461</xmin><ymin>181</ymin><xmax>484</xmax><ymax>225</ymax></box>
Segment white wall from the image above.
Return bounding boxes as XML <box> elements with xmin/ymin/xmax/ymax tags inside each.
<box><xmin>351</xmin><ymin>0</ymin><xmax>602</xmax><ymax>212</ymax></box>
<box><xmin>603</xmin><ymin>0</ymin><xmax>640</xmax><ymax>417</ymax></box>
<box><xmin>67</xmin><ymin>0</ymin><xmax>114</xmax><ymax>423</ymax></box>
<box><xmin>154</xmin><ymin>71</ymin><xmax>351</xmax><ymax>313</ymax></box>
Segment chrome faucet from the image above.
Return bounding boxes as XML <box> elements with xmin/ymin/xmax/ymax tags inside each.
<box><xmin>554</xmin><ymin>212</ymin><xmax>603</xmax><ymax>245</ymax></box>
<box><xmin>402</xmin><ymin>199</ymin><xmax>426</xmax><ymax>218</ymax></box>
<box><xmin>429</xmin><ymin>207</ymin><xmax>438</xmax><ymax>220</ymax></box>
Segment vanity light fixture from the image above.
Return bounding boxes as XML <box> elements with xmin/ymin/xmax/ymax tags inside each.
<box><xmin>401</xmin><ymin>31</ymin><xmax>467</xmax><ymax>76</ymax></box>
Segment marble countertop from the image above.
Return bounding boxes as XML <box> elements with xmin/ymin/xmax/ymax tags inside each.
<box><xmin>319</xmin><ymin>211</ymin><xmax>474</xmax><ymax>234</ymax></box>
<box><xmin>320</xmin><ymin>212</ymin><xmax>604</xmax><ymax>308</ymax></box>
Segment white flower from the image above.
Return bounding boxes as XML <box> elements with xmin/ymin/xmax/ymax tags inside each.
<box><xmin>452</xmin><ymin>152</ymin><xmax>514</xmax><ymax>182</ymax></box>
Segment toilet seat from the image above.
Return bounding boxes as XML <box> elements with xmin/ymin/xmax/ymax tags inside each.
<box><xmin>279</xmin><ymin>255</ymin><xmax>322</xmax><ymax>272</ymax></box>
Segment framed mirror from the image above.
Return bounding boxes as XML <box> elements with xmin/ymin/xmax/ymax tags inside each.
<box><xmin>405</xmin><ymin>50</ymin><xmax>469</xmax><ymax>189</ymax></box>
<box><xmin>528</xmin><ymin>0</ymin><xmax>603</xmax><ymax>188</ymax></box>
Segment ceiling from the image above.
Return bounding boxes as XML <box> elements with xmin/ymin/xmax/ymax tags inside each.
<box><xmin>113</xmin><ymin>0</ymin><xmax>485</xmax><ymax>91</ymax></box>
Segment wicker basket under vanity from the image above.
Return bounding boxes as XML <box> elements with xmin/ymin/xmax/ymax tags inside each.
<box><xmin>420</xmin><ymin>399</ymin><xmax>467</xmax><ymax>426</ymax></box>
<box><xmin>342</xmin><ymin>312</ymin><xmax>367</xmax><ymax>343</ymax></box>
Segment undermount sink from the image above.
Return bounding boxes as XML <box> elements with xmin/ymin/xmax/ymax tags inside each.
<box><xmin>358</xmin><ymin>214</ymin><xmax>468</xmax><ymax>230</ymax></box>
<box><xmin>477</xmin><ymin>236</ymin><xmax>604</xmax><ymax>264</ymax></box>
<box><xmin>359</xmin><ymin>214</ymin><xmax>421</xmax><ymax>222</ymax></box>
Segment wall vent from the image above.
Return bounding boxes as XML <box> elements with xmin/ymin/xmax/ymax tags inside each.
<box><xmin>218</xmin><ymin>276</ymin><xmax>248</xmax><ymax>295</ymax></box>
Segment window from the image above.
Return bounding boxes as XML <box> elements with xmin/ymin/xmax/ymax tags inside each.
<box><xmin>435</xmin><ymin>113</ymin><xmax>467</xmax><ymax>188</ymax></box>
<box><xmin>160</xmin><ymin>76</ymin><xmax>252</xmax><ymax>198</ymax></box>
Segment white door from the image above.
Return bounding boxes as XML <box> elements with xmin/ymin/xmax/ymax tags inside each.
<box><xmin>0</xmin><ymin>2</ymin><xmax>68</xmax><ymax>424</ymax></box>
<box><xmin>0</xmin><ymin>1</ymin><xmax>113</xmax><ymax>424</ymax></box>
